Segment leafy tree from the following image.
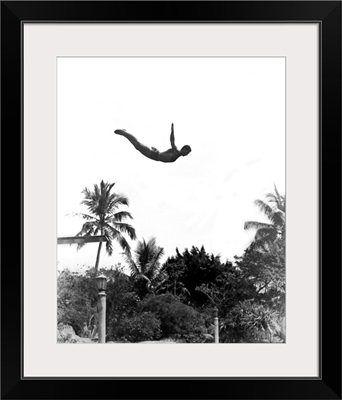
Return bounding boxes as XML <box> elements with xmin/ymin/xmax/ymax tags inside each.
<box><xmin>75</xmin><ymin>180</ymin><xmax>136</xmax><ymax>275</ymax></box>
<box><xmin>195</xmin><ymin>262</ymin><xmax>257</xmax><ymax>316</ymax></box>
<box><xmin>57</xmin><ymin>265</ymin><xmax>142</xmax><ymax>341</ymax></box>
<box><xmin>244</xmin><ymin>185</ymin><xmax>285</xmax><ymax>251</ymax></box>
<box><xmin>235</xmin><ymin>240</ymin><xmax>285</xmax><ymax>303</ymax></box>
<box><xmin>105</xmin><ymin>267</ymin><xmax>141</xmax><ymax>340</ymax></box>
<box><xmin>225</xmin><ymin>189</ymin><xmax>286</xmax><ymax>343</ymax></box>
<box><xmin>124</xmin><ymin>237</ymin><xmax>165</xmax><ymax>298</ymax></box>
<box><xmin>157</xmin><ymin>259</ymin><xmax>190</xmax><ymax>300</ymax></box>
<box><xmin>160</xmin><ymin>246</ymin><xmax>225</xmax><ymax>306</ymax></box>
<box><xmin>57</xmin><ymin>269</ymin><xmax>97</xmax><ymax>335</ymax></box>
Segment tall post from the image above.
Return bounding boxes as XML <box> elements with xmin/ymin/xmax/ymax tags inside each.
<box><xmin>214</xmin><ymin>307</ymin><xmax>219</xmax><ymax>343</ymax></box>
<box><xmin>96</xmin><ymin>274</ymin><xmax>107</xmax><ymax>344</ymax></box>
<box><xmin>98</xmin><ymin>290</ymin><xmax>106</xmax><ymax>343</ymax></box>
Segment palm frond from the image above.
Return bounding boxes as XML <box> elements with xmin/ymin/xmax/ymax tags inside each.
<box><xmin>94</xmin><ymin>183</ymin><xmax>101</xmax><ymax>199</ymax></box>
<box><xmin>118</xmin><ymin>235</ymin><xmax>132</xmax><ymax>257</ymax></box>
<box><xmin>144</xmin><ymin>247</ymin><xmax>165</xmax><ymax>278</ymax></box>
<box><xmin>149</xmin><ymin>247</ymin><xmax>165</xmax><ymax>272</ymax></box>
<box><xmin>135</xmin><ymin>274</ymin><xmax>151</xmax><ymax>287</ymax></box>
<box><xmin>254</xmin><ymin>199</ymin><xmax>274</xmax><ymax>219</ymax></box>
<box><xmin>153</xmin><ymin>246</ymin><xmax>165</xmax><ymax>264</ymax></box>
<box><xmin>76</xmin><ymin>222</ymin><xmax>97</xmax><ymax>237</ymax></box>
<box><xmin>102</xmin><ymin>228</ymin><xmax>113</xmax><ymax>256</ymax></box>
<box><xmin>81</xmin><ymin>187</ymin><xmax>92</xmax><ymax>200</ymax></box>
<box><xmin>266</xmin><ymin>185</ymin><xmax>285</xmax><ymax>212</ymax></box>
<box><xmin>135</xmin><ymin>238</ymin><xmax>153</xmax><ymax>266</ymax></box>
<box><xmin>244</xmin><ymin>221</ymin><xmax>273</xmax><ymax>231</ymax></box>
<box><xmin>76</xmin><ymin>242</ymin><xmax>87</xmax><ymax>251</ymax></box>
<box><xmin>146</xmin><ymin>237</ymin><xmax>157</xmax><ymax>248</ymax></box>
<box><xmin>273</xmin><ymin>184</ymin><xmax>281</xmax><ymax>202</ymax></box>
<box><xmin>81</xmin><ymin>199</ymin><xmax>99</xmax><ymax>215</ymax></box>
<box><xmin>107</xmin><ymin>195</ymin><xmax>130</xmax><ymax>213</ymax></box>
<box><xmin>112</xmin><ymin>222</ymin><xmax>137</xmax><ymax>241</ymax></box>
<box><xmin>73</xmin><ymin>212</ymin><xmax>99</xmax><ymax>222</ymax></box>
<box><xmin>123</xmin><ymin>252</ymin><xmax>140</xmax><ymax>276</ymax></box>
<box><xmin>102</xmin><ymin>223</ymin><xmax>133</xmax><ymax>256</ymax></box>
<box><xmin>101</xmin><ymin>180</ymin><xmax>115</xmax><ymax>194</ymax></box>
<box><xmin>110</xmin><ymin>211</ymin><xmax>133</xmax><ymax>222</ymax></box>
<box><xmin>75</xmin><ymin>223</ymin><xmax>99</xmax><ymax>251</ymax></box>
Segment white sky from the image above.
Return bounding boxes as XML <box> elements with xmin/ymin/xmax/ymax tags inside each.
<box><xmin>57</xmin><ymin>57</ymin><xmax>285</xmax><ymax>272</ymax></box>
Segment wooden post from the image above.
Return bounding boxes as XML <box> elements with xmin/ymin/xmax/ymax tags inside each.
<box><xmin>57</xmin><ymin>235</ymin><xmax>107</xmax><ymax>245</ymax></box>
<box><xmin>214</xmin><ymin>307</ymin><xmax>219</xmax><ymax>343</ymax></box>
<box><xmin>96</xmin><ymin>274</ymin><xmax>107</xmax><ymax>344</ymax></box>
<box><xmin>97</xmin><ymin>290</ymin><xmax>106</xmax><ymax>343</ymax></box>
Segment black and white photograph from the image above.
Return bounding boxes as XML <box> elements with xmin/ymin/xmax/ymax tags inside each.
<box><xmin>57</xmin><ymin>56</ymin><xmax>285</xmax><ymax>344</ymax></box>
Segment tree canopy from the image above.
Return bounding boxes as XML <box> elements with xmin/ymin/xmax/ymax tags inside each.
<box><xmin>59</xmin><ymin>185</ymin><xmax>285</xmax><ymax>343</ymax></box>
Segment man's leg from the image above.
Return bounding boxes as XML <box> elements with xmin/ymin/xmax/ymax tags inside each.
<box><xmin>115</xmin><ymin>129</ymin><xmax>154</xmax><ymax>159</ymax></box>
<box><xmin>114</xmin><ymin>129</ymin><xmax>139</xmax><ymax>147</ymax></box>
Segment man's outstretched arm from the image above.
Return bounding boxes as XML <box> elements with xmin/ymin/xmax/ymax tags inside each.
<box><xmin>170</xmin><ymin>123</ymin><xmax>177</xmax><ymax>150</ymax></box>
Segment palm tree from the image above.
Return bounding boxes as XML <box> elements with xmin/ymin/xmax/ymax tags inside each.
<box><xmin>125</xmin><ymin>237</ymin><xmax>165</xmax><ymax>297</ymax></box>
<box><xmin>244</xmin><ymin>185</ymin><xmax>285</xmax><ymax>250</ymax></box>
<box><xmin>75</xmin><ymin>180</ymin><xmax>136</xmax><ymax>275</ymax></box>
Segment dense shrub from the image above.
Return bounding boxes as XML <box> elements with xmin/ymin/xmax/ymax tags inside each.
<box><xmin>114</xmin><ymin>312</ymin><xmax>162</xmax><ymax>342</ymax></box>
<box><xmin>106</xmin><ymin>291</ymin><xmax>141</xmax><ymax>340</ymax></box>
<box><xmin>220</xmin><ymin>300</ymin><xmax>284</xmax><ymax>343</ymax></box>
<box><xmin>140</xmin><ymin>294</ymin><xmax>206</xmax><ymax>342</ymax></box>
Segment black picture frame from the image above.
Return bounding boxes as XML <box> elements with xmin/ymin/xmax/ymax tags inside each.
<box><xmin>1</xmin><ymin>1</ymin><xmax>341</xmax><ymax>399</ymax></box>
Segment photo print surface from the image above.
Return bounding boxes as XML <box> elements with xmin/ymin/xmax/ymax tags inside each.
<box><xmin>57</xmin><ymin>57</ymin><xmax>285</xmax><ymax>344</ymax></box>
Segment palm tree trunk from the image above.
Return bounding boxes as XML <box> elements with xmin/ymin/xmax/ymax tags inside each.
<box><xmin>94</xmin><ymin>241</ymin><xmax>103</xmax><ymax>276</ymax></box>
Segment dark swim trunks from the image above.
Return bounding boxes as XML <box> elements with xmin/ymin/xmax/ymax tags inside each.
<box><xmin>150</xmin><ymin>147</ymin><xmax>160</xmax><ymax>161</ymax></box>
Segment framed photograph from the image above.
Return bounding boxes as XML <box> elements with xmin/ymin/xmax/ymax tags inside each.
<box><xmin>1</xmin><ymin>1</ymin><xmax>341</xmax><ymax>399</ymax></box>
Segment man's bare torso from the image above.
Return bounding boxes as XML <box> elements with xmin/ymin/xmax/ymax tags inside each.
<box><xmin>155</xmin><ymin>147</ymin><xmax>181</xmax><ymax>163</ymax></box>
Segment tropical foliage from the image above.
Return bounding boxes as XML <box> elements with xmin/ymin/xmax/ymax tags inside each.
<box><xmin>57</xmin><ymin>268</ymin><xmax>97</xmax><ymax>335</ymax></box>
<box><xmin>221</xmin><ymin>300</ymin><xmax>283</xmax><ymax>343</ymax></box>
<box><xmin>124</xmin><ymin>237</ymin><xmax>165</xmax><ymax>298</ymax></box>
<box><xmin>140</xmin><ymin>294</ymin><xmax>206</xmax><ymax>342</ymax></box>
<box><xmin>160</xmin><ymin>246</ymin><xmax>225</xmax><ymax>306</ymax></box>
<box><xmin>59</xmin><ymin>184</ymin><xmax>285</xmax><ymax>343</ymax></box>
<box><xmin>244</xmin><ymin>185</ymin><xmax>285</xmax><ymax>251</ymax></box>
<box><xmin>113</xmin><ymin>312</ymin><xmax>162</xmax><ymax>342</ymax></box>
<box><xmin>75</xmin><ymin>180</ymin><xmax>136</xmax><ymax>275</ymax></box>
